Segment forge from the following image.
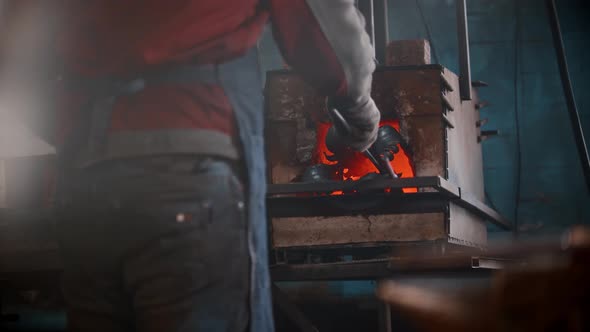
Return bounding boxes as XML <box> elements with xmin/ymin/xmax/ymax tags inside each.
<box><xmin>265</xmin><ymin>63</ymin><xmax>509</xmax><ymax>260</ymax></box>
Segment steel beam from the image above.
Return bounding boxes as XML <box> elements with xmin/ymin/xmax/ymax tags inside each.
<box><xmin>267</xmin><ymin>176</ymin><xmax>456</xmax><ymax>195</ymax></box>
<box><xmin>456</xmin><ymin>190</ymin><xmax>512</xmax><ymax>230</ymax></box>
<box><xmin>268</xmin><ymin>192</ymin><xmax>449</xmax><ymax>218</ymax></box>
<box><xmin>267</xmin><ymin>176</ymin><xmax>510</xmax><ymax>230</ymax></box>
<box><xmin>456</xmin><ymin>0</ymin><xmax>472</xmax><ymax>100</ymax></box>
<box><xmin>271</xmin><ymin>256</ymin><xmax>496</xmax><ymax>282</ymax></box>
<box><xmin>374</xmin><ymin>0</ymin><xmax>389</xmax><ymax>64</ymax></box>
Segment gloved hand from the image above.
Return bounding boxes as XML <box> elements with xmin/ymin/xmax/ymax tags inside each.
<box><xmin>325</xmin><ymin>95</ymin><xmax>380</xmax><ymax>154</ymax></box>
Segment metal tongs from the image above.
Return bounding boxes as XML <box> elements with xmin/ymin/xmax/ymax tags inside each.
<box><xmin>329</xmin><ymin>108</ymin><xmax>398</xmax><ymax>179</ymax></box>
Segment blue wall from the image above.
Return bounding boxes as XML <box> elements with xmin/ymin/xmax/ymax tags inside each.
<box><xmin>261</xmin><ymin>0</ymin><xmax>590</xmax><ymax>236</ymax></box>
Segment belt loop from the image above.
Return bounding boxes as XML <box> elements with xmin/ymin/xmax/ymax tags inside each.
<box><xmin>86</xmin><ymin>95</ymin><xmax>117</xmax><ymax>157</ymax></box>
<box><xmin>84</xmin><ymin>78</ymin><xmax>147</xmax><ymax>162</ymax></box>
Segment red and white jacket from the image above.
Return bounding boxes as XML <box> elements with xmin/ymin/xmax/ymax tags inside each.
<box><xmin>1</xmin><ymin>0</ymin><xmax>379</xmax><ymax>158</ymax></box>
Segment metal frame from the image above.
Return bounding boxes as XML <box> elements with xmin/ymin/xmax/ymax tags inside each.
<box><xmin>271</xmin><ymin>255</ymin><xmax>511</xmax><ymax>282</ymax></box>
<box><xmin>267</xmin><ymin>176</ymin><xmax>511</xmax><ymax>230</ymax></box>
<box><xmin>357</xmin><ymin>0</ymin><xmax>388</xmax><ymax>64</ymax></box>
<box><xmin>358</xmin><ymin>0</ymin><xmax>472</xmax><ymax>100</ymax></box>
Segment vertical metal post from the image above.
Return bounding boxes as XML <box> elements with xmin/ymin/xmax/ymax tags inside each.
<box><xmin>456</xmin><ymin>0</ymin><xmax>472</xmax><ymax>100</ymax></box>
<box><xmin>378</xmin><ymin>302</ymin><xmax>392</xmax><ymax>332</ymax></box>
<box><xmin>374</xmin><ymin>0</ymin><xmax>389</xmax><ymax>65</ymax></box>
<box><xmin>546</xmin><ymin>0</ymin><xmax>590</xmax><ymax>193</ymax></box>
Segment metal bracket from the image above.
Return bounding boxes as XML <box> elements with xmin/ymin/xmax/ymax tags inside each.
<box><xmin>440</xmin><ymin>72</ymin><xmax>454</xmax><ymax>92</ymax></box>
<box><xmin>478</xmin><ymin>129</ymin><xmax>500</xmax><ymax>142</ymax></box>
<box><xmin>442</xmin><ymin>114</ymin><xmax>455</xmax><ymax>129</ymax></box>
<box><xmin>441</xmin><ymin>93</ymin><xmax>455</xmax><ymax>113</ymax></box>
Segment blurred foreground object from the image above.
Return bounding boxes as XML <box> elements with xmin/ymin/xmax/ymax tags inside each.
<box><xmin>0</xmin><ymin>121</ymin><xmax>56</xmax><ymax>209</ymax></box>
<box><xmin>377</xmin><ymin>226</ymin><xmax>590</xmax><ymax>332</ymax></box>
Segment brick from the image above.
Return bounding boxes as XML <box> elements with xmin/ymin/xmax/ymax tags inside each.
<box><xmin>386</xmin><ymin>39</ymin><xmax>431</xmax><ymax>66</ymax></box>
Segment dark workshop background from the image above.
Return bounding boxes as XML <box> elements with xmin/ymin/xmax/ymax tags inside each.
<box><xmin>261</xmin><ymin>0</ymin><xmax>590</xmax><ymax>237</ymax></box>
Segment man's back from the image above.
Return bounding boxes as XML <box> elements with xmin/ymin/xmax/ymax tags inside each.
<box><xmin>52</xmin><ymin>0</ymin><xmax>269</xmax><ymax>153</ymax></box>
<box><xmin>59</xmin><ymin>0</ymin><xmax>266</xmax><ymax>75</ymax></box>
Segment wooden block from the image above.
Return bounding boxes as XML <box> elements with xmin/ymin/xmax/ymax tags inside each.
<box><xmin>377</xmin><ymin>230</ymin><xmax>590</xmax><ymax>332</ymax></box>
<box><xmin>272</xmin><ymin>213</ymin><xmax>446</xmax><ymax>248</ymax></box>
<box><xmin>386</xmin><ymin>39</ymin><xmax>432</xmax><ymax>66</ymax></box>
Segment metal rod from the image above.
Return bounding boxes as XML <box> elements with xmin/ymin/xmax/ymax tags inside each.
<box><xmin>379</xmin><ymin>154</ymin><xmax>398</xmax><ymax>179</ymax></box>
<box><xmin>374</xmin><ymin>0</ymin><xmax>389</xmax><ymax>64</ymax></box>
<box><xmin>329</xmin><ymin>107</ymin><xmax>352</xmax><ymax>134</ymax></box>
<box><xmin>456</xmin><ymin>0</ymin><xmax>472</xmax><ymax>100</ymax></box>
<box><xmin>378</xmin><ymin>302</ymin><xmax>392</xmax><ymax>332</ymax></box>
<box><xmin>365</xmin><ymin>149</ymin><xmax>387</xmax><ymax>174</ymax></box>
<box><xmin>545</xmin><ymin>0</ymin><xmax>590</xmax><ymax>193</ymax></box>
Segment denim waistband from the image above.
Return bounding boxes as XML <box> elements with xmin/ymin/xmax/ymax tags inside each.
<box><xmin>57</xmin><ymin>155</ymin><xmax>245</xmax><ymax>209</ymax></box>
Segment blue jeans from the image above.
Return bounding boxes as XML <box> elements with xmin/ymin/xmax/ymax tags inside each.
<box><xmin>55</xmin><ymin>156</ymin><xmax>249</xmax><ymax>332</ymax></box>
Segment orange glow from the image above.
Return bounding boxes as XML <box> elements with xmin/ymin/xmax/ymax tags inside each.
<box><xmin>315</xmin><ymin>120</ymin><xmax>417</xmax><ymax>193</ymax></box>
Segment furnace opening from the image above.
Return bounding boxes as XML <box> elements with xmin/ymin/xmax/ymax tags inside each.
<box><xmin>314</xmin><ymin>119</ymin><xmax>417</xmax><ymax>193</ymax></box>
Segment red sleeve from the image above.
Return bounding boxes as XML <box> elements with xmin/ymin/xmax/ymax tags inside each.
<box><xmin>268</xmin><ymin>0</ymin><xmax>375</xmax><ymax>101</ymax></box>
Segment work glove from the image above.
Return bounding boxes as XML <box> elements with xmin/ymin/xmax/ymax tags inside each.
<box><xmin>325</xmin><ymin>95</ymin><xmax>380</xmax><ymax>154</ymax></box>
